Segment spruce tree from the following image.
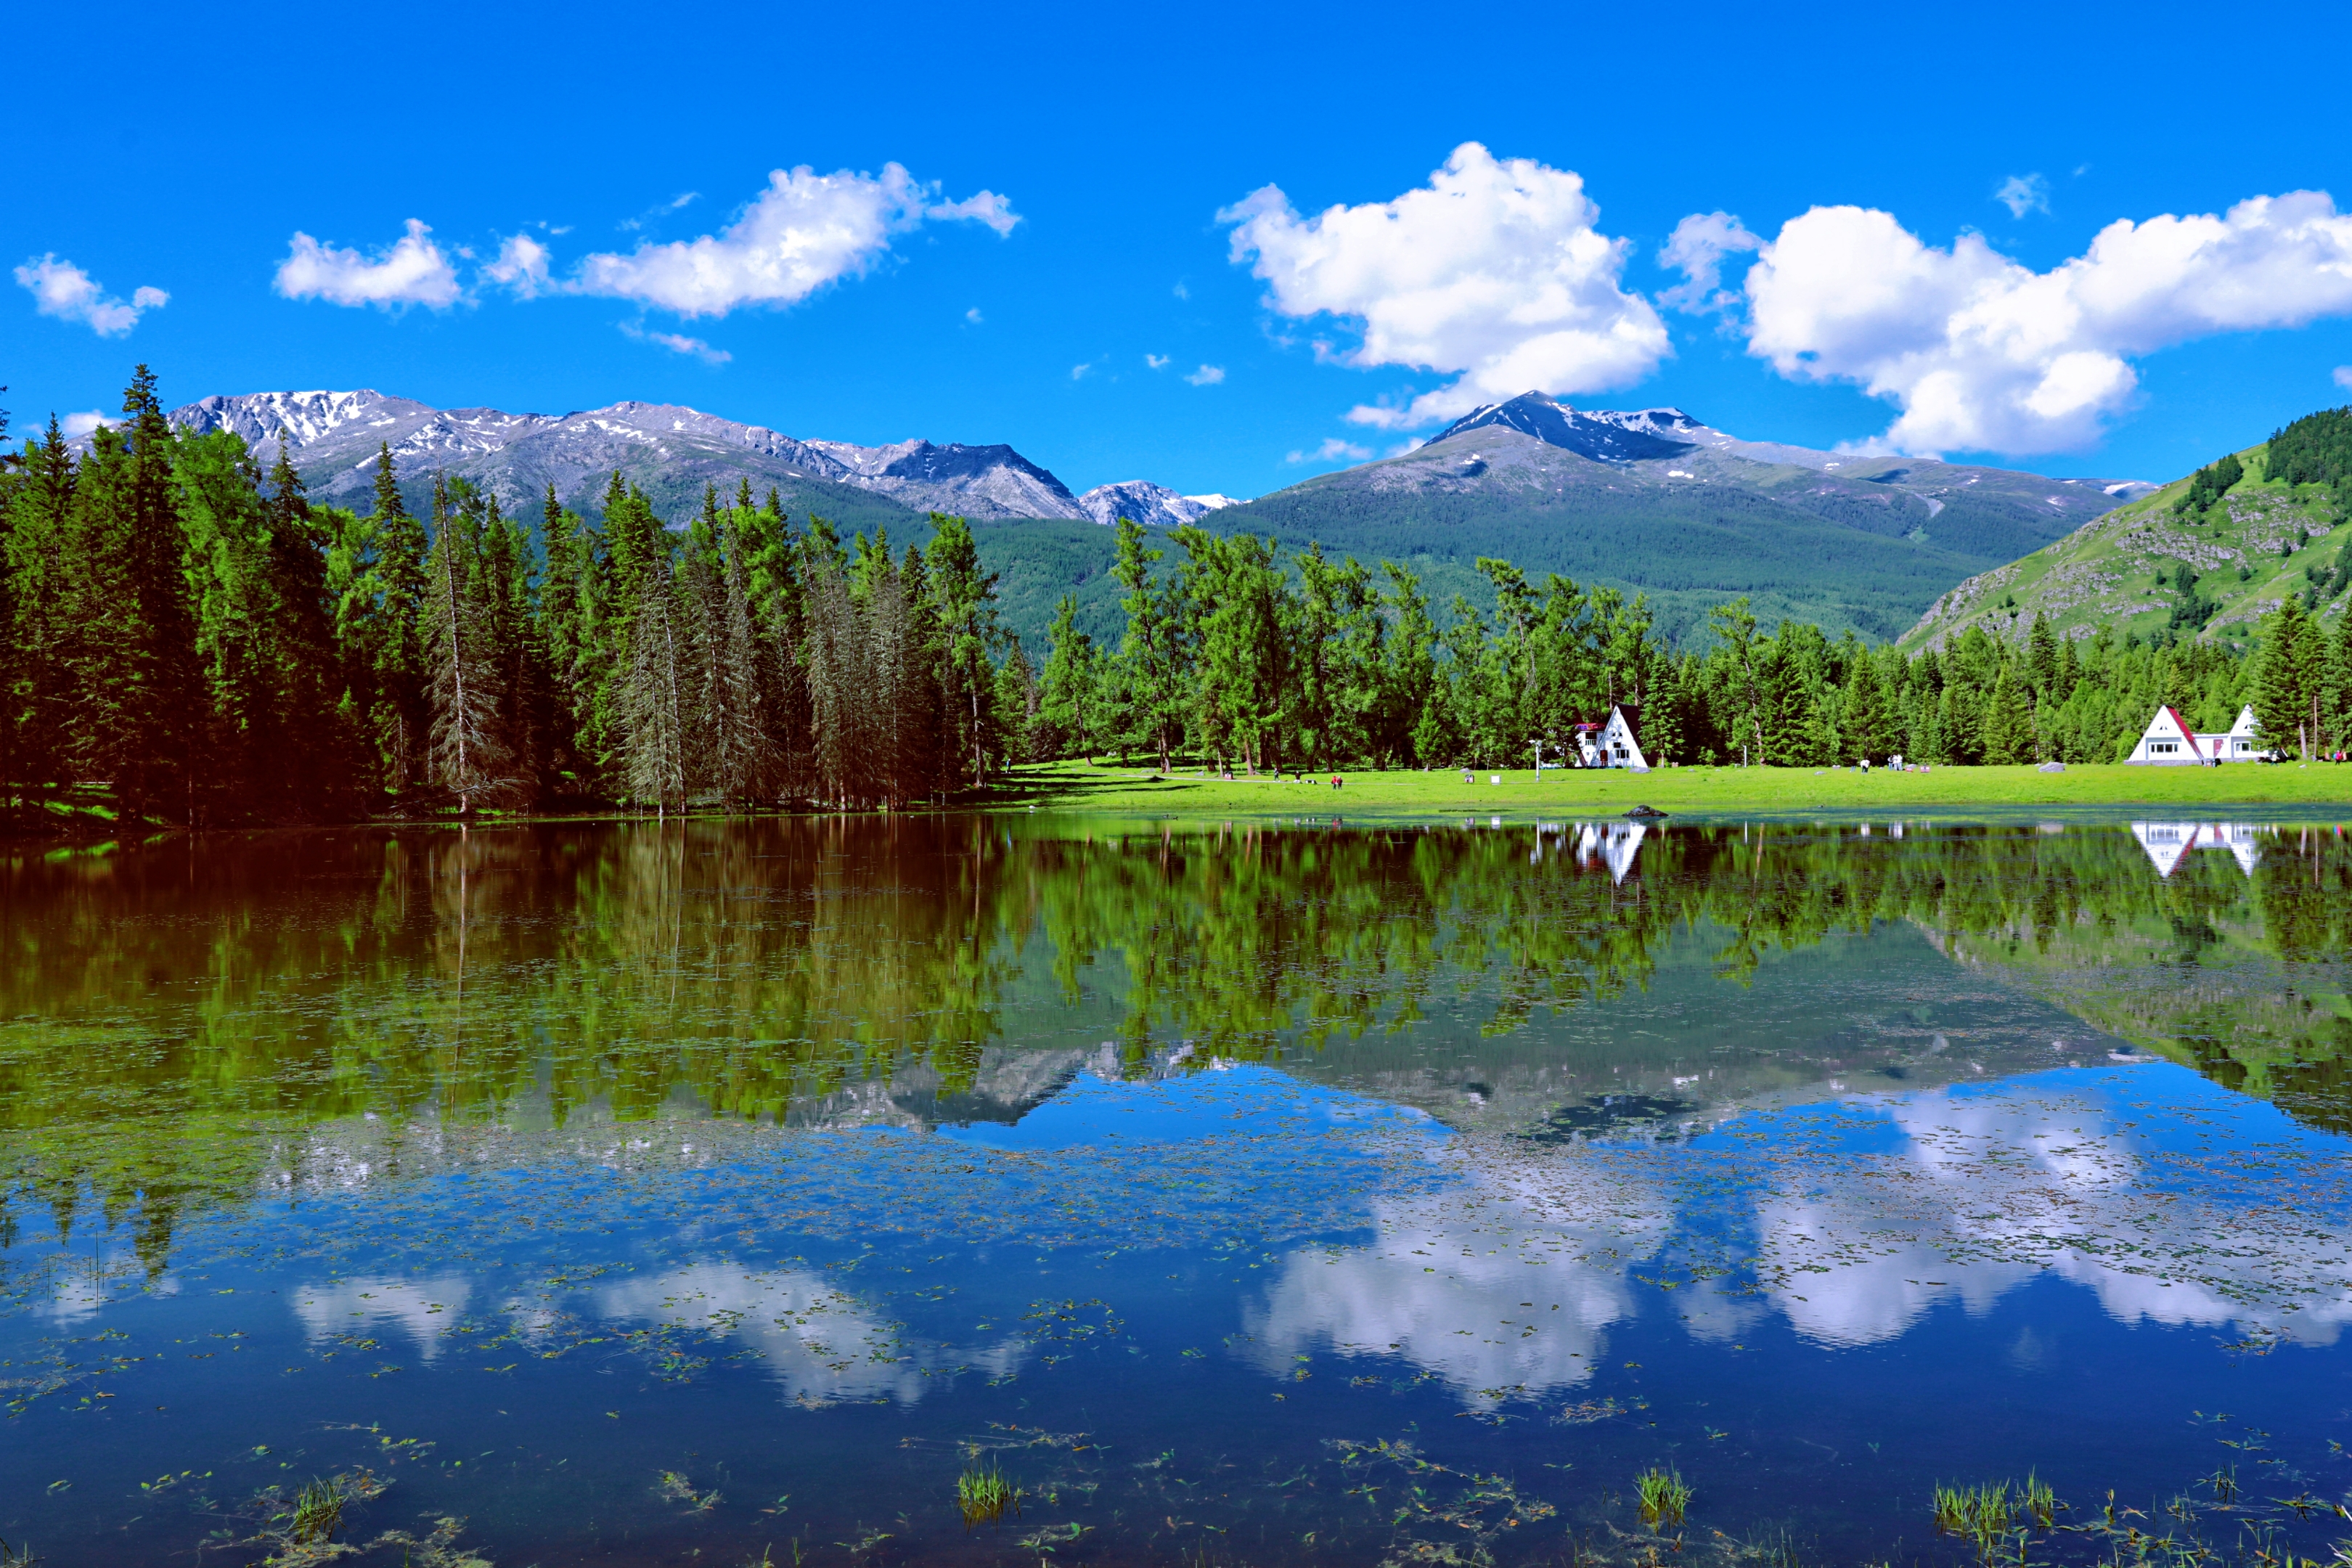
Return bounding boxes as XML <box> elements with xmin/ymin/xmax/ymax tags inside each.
<box><xmin>1980</xmin><ymin>666</ymin><xmax>2033</xmax><ymax>765</ymax></box>
<box><xmin>1110</xmin><ymin>519</ymin><xmax>1180</xmax><ymax>772</ymax></box>
<box><xmin>1037</xmin><ymin>593</ymin><xmax>1097</xmax><ymax>761</ymax></box>
<box><xmin>1845</xmin><ymin>650</ymin><xmax>1900</xmax><ymax>763</ymax></box>
<box><xmin>4</xmin><ymin>417</ymin><xmax>77</xmax><ymax>784</ymax></box>
<box><xmin>927</xmin><ymin>513</ymin><xmax>1003</xmax><ymax>784</ymax></box>
<box><xmin>264</xmin><ymin>441</ymin><xmax>364</xmax><ymax>816</ymax></box>
<box><xmin>369</xmin><ymin>443</ymin><xmax>430</xmax><ymax>792</ymax></box>
<box><xmin>2255</xmin><ymin>597</ymin><xmax>2324</xmax><ymax>759</ymax></box>
<box><xmin>78</xmin><ymin>367</ymin><xmax>206</xmax><ymax>822</ymax></box>
<box><xmin>621</xmin><ymin>559</ymin><xmax>688</xmax><ymax>813</ymax></box>
<box><xmin>424</xmin><ymin>474</ymin><xmax>507</xmax><ymax>810</ymax></box>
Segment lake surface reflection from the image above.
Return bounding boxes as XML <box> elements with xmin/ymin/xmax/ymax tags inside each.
<box><xmin>5</xmin><ymin>815</ymin><xmax>2352</xmax><ymax>1568</ymax></box>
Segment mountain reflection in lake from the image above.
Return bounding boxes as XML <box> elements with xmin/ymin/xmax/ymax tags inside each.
<box><xmin>5</xmin><ymin>815</ymin><xmax>2352</xmax><ymax>1568</ymax></box>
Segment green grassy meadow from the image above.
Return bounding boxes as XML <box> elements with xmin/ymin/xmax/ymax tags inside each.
<box><xmin>999</xmin><ymin>758</ymin><xmax>2352</xmax><ymax>817</ymax></box>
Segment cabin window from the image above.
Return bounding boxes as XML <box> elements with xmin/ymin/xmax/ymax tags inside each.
<box><xmin>2152</xmin><ymin>741</ymin><xmax>2176</xmax><ymax>754</ymax></box>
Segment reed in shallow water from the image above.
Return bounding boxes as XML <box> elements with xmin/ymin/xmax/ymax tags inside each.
<box><xmin>957</xmin><ymin>1460</ymin><xmax>1017</xmax><ymax>1528</ymax></box>
<box><xmin>1636</xmin><ymin>1467</ymin><xmax>1691</xmax><ymax>1529</ymax></box>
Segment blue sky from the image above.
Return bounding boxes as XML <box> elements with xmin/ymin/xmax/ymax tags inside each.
<box><xmin>9</xmin><ymin>0</ymin><xmax>2352</xmax><ymax>499</ymax></box>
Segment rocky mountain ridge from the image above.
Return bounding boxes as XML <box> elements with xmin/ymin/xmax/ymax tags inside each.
<box><xmin>1208</xmin><ymin>391</ymin><xmax>2160</xmax><ymax>644</ymax></box>
<box><xmin>157</xmin><ymin>388</ymin><xmax>1253</xmax><ymax>531</ymax></box>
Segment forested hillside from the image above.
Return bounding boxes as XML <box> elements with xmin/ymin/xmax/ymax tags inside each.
<box><xmin>4</xmin><ymin>370</ymin><xmax>2346</xmax><ymax>830</ymax></box>
<box><xmin>1905</xmin><ymin>408</ymin><xmax>2352</xmax><ymax>653</ymax></box>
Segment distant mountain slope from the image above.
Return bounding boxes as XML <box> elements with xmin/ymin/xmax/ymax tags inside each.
<box><xmin>1208</xmin><ymin>392</ymin><xmax>2149</xmax><ymax>644</ymax></box>
<box><xmin>162</xmin><ymin>389</ymin><xmax>1089</xmax><ymax>526</ymax></box>
<box><xmin>1900</xmin><ymin>422</ymin><xmax>2352</xmax><ymax>651</ymax></box>
<box><xmin>1075</xmin><ymin>481</ymin><xmax>1249</xmax><ymax>529</ymax></box>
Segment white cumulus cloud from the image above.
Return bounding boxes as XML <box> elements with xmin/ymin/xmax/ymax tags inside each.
<box><xmin>484</xmin><ymin>233</ymin><xmax>552</xmax><ymax>298</ymax></box>
<box><xmin>1145</xmin><ymin>353</ymin><xmax>1170</xmax><ymax>369</ymax></box>
<box><xmin>15</xmin><ymin>256</ymin><xmax>168</xmax><ymax>335</ymax></box>
<box><xmin>1657</xmin><ymin>211</ymin><xmax>1761</xmax><ymax>314</ymax></box>
<box><xmin>571</xmin><ymin>163</ymin><xmax>1016</xmax><ymax>318</ymax></box>
<box><xmin>1219</xmin><ymin>142</ymin><xmax>1670</xmax><ymax>429</ymax></box>
<box><xmin>275</xmin><ymin>219</ymin><xmax>462</xmax><ymax>309</ymax></box>
<box><xmin>1186</xmin><ymin>363</ymin><xmax>1226</xmax><ymax>385</ymax></box>
<box><xmin>1729</xmin><ymin>189</ymin><xmax>2352</xmax><ymax>454</ymax></box>
<box><xmin>60</xmin><ymin>411</ymin><xmax>119</xmax><ymax>440</ymax></box>
<box><xmin>1996</xmin><ymin>173</ymin><xmax>2051</xmax><ymax>219</ymax></box>
<box><xmin>2334</xmin><ymin>365</ymin><xmax>2352</xmax><ymax>391</ymax></box>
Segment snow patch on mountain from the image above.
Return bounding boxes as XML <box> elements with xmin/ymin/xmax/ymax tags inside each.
<box><xmin>1076</xmin><ymin>481</ymin><xmax>1242</xmax><ymax>528</ymax></box>
<box><xmin>143</xmin><ymin>391</ymin><xmax>1093</xmax><ymax>523</ymax></box>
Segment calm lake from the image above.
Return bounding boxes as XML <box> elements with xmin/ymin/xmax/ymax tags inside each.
<box><xmin>4</xmin><ymin>815</ymin><xmax>2351</xmax><ymax>1568</ymax></box>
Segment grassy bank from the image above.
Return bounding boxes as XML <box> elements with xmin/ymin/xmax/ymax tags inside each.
<box><xmin>998</xmin><ymin>759</ymin><xmax>2352</xmax><ymax>817</ymax></box>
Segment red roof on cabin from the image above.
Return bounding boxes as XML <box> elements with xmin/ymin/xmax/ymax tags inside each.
<box><xmin>2158</xmin><ymin>706</ymin><xmax>2203</xmax><ymax>759</ymax></box>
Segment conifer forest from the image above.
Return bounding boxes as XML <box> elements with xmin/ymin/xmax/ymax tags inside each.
<box><xmin>3</xmin><ymin>369</ymin><xmax>2345</xmax><ymax>826</ymax></box>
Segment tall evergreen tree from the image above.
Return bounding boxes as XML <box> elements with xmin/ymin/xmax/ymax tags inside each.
<box><xmin>928</xmin><ymin>513</ymin><xmax>1003</xmax><ymax>783</ymax></box>
<box><xmin>2255</xmin><ymin>597</ymin><xmax>2325</xmax><ymax>759</ymax></box>
<box><xmin>1037</xmin><ymin>593</ymin><xmax>1098</xmax><ymax>761</ymax></box>
<box><xmin>424</xmin><ymin>474</ymin><xmax>507</xmax><ymax>811</ymax></box>
<box><xmin>621</xmin><ymin>556</ymin><xmax>689</xmax><ymax>812</ymax></box>
<box><xmin>368</xmin><ymin>443</ymin><xmax>430</xmax><ymax>792</ymax></box>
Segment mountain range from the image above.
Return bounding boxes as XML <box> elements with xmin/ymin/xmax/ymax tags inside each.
<box><xmin>1204</xmin><ymin>391</ymin><xmax>2154</xmax><ymax>644</ymax></box>
<box><xmin>142</xmin><ymin>386</ymin><xmax>2155</xmax><ymax>651</ymax></box>
<box><xmin>162</xmin><ymin>388</ymin><xmax>1248</xmax><ymax>534</ymax></box>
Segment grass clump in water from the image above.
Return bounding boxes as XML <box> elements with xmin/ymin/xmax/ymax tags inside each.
<box><xmin>0</xmin><ymin>1539</ymin><xmax>37</xmax><ymax>1567</ymax></box>
<box><xmin>285</xmin><ymin>1476</ymin><xmax>350</xmax><ymax>1544</ymax></box>
<box><xmin>1636</xmin><ymin>1468</ymin><xmax>1691</xmax><ymax>1529</ymax></box>
<box><xmin>1934</xmin><ymin>1479</ymin><xmax>2070</xmax><ymax>1560</ymax></box>
<box><xmin>956</xmin><ymin>1461</ymin><xmax>1018</xmax><ymax>1530</ymax></box>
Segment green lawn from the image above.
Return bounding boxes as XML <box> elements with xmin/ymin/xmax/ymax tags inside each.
<box><xmin>996</xmin><ymin>759</ymin><xmax>2352</xmax><ymax>817</ymax></box>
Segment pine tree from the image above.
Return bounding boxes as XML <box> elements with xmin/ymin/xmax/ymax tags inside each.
<box><xmin>621</xmin><ymin>557</ymin><xmax>689</xmax><ymax>812</ymax></box>
<box><xmin>1111</xmin><ymin>519</ymin><xmax>1182</xmax><ymax>772</ymax></box>
<box><xmin>4</xmin><ymin>417</ymin><xmax>78</xmax><ymax>785</ymax></box>
<box><xmin>369</xmin><ymin>443</ymin><xmax>430</xmax><ymax>792</ymax></box>
<box><xmin>424</xmin><ymin>474</ymin><xmax>507</xmax><ymax>810</ymax></box>
<box><xmin>1037</xmin><ymin>592</ymin><xmax>1098</xmax><ymax>761</ymax></box>
<box><xmin>2026</xmin><ymin>613</ymin><xmax>2059</xmax><ymax>701</ymax></box>
<box><xmin>539</xmin><ymin>481</ymin><xmax>600</xmax><ymax>777</ymax></box>
<box><xmin>264</xmin><ymin>441</ymin><xmax>364</xmax><ymax>816</ymax></box>
<box><xmin>1843</xmin><ymin>650</ymin><xmax>1895</xmax><ymax>763</ymax></box>
<box><xmin>2255</xmin><ymin>597</ymin><xmax>2324</xmax><ymax>759</ymax></box>
<box><xmin>1980</xmin><ymin>666</ymin><xmax>2033</xmax><ymax>765</ymax></box>
<box><xmin>70</xmin><ymin>368</ymin><xmax>207</xmax><ymax>821</ymax></box>
<box><xmin>928</xmin><ymin>514</ymin><xmax>1003</xmax><ymax>784</ymax></box>
<box><xmin>994</xmin><ymin>638</ymin><xmax>1039</xmax><ymax>768</ymax></box>
<box><xmin>1708</xmin><ymin>598</ymin><xmax>1764</xmax><ymax>766</ymax></box>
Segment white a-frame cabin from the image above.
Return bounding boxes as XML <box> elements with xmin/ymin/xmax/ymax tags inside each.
<box><xmin>2123</xmin><ymin>706</ymin><xmax>2207</xmax><ymax>765</ymax></box>
<box><xmin>1577</xmin><ymin>705</ymin><xmax>1650</xmax><ymax>771</ymax></box>
<box><xmin>2194</xmin><ymin>705</ymin><xmax>2264</xmax><ymax>762</ymax></box>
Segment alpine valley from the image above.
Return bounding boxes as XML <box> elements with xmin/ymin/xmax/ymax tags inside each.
<box><xmin>154</xmin><ymin>387</ymin><xmax>2154</xmax><ymax>653</ymax></box>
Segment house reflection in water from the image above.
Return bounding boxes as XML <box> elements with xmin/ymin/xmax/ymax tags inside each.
<box><xmin>1572</xmin><ymin>820</ymin><xmax>1648</xmax><ymax>883</ymax></box>
<box><xmin>2129</xmin><ymin>822</ymin><xmax>2264</xmax><ymax>877</ymax></box>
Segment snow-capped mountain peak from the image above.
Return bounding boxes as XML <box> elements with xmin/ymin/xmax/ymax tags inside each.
<box><xmin>1075</xmin><ymin>481</ymin><xmax>1241</xmax><ymax>528</ymax></box>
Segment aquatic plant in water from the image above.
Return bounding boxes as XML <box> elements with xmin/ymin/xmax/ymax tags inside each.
<box><xmin>0</xmin><ymin>1538</ymin><xmax>36</xmax><ymax>1568</ymax></box>
<box><xmin>1932</xmin><ymin>1480</ymin><xmax>2060</xmax><ymax>1561</ymax></box>
<box><xmin>957</xmin><ymin>1461</ymin><xmax>1017</xmax><ymax>1528</ymax></box>
<box><xmin>287</xmin><ymin>1477</ymin><xmax>346</xmax><ymax>1544</ymax></box>
<box><xmin>1636</xmin><ymin>1468</ymin><xmax>1691</xmax><ymax>1529</ymax></box>
<box><xmin>658</xmin><ymin>1470</ymin><xmax>723</xmax><ymax>1511</ymax></box>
